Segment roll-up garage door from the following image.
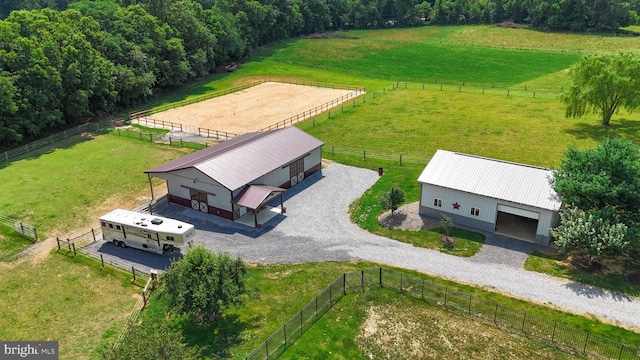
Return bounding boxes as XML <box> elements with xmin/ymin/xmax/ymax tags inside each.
<box><xmin>496</xmin><ymin>204</ymin><xmax>539</xmax><ymax>219</ymax></box>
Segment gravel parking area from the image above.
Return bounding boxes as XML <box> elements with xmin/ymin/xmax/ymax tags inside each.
<box><xmin>84</xmin><ymin>162</ymin><xmax>640</xmax><ymax>330</ymax></box>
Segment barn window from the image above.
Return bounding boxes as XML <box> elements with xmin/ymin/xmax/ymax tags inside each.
<box><xmin>433</xmin><ymin>198</ymin><xmax>442</xmax><ymax>207</ymax></box>
<box><xmin>101</xmin><ymin>221</ymin><xmax>106</xmax><ymax>227</ymax></box>
<box><xmin>147</xmin><ymin>234</ymin><xmax>152</xmax><ymax>239</ymax></box>
<box><xmin>108</xmin><ymin>223</ymin><xmax>113</xmax><ymax>228</ymax></box>
<box><xmin>116</xmin><ymin>225</ymin><xmax>121</xmax><ymax>230</ymax></box>
<box><xmin>470</xmin><ymin>207</ymin><xmax>480</xmax><ymax>216</ymax></box>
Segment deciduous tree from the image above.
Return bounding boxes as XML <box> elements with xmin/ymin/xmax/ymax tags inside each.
<box><xmin>161</xmin><ymin>246</ymin><xmax>252</xmax><ymax>323</ymax></box>
<box><xmin>551</xmin><ymin>207</ymin><xmax>629</xmax><ymax>265</ymax></box>
<box><xmin>104</xmin><ymin>317</ymin><xmax>202</xmax><ymax>360</ymax></box>
<box><xmin>563</xmin><ymin>51</ymin><xmax>640</xmax><ymax>126</ymax></box>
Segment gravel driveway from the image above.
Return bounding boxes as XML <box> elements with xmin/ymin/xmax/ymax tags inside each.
<box><xmin>84</xmin><ymin>162</ymin><xmax>640</xmax><ymax>330</ymax></box>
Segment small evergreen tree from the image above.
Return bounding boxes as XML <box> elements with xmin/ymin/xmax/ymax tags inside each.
<box><xmin>380</xmin><ymin>186</ymin><xmax>405</xmax><ymax>215</ymax></box>
<box><xmin>440</xmin><ymin>214</ymin><xmax>453</xmax><ymax>237</ymax></box>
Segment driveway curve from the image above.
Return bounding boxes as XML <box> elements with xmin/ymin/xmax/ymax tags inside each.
<box><xmin>86</xmin><ymin>163</ymin><xmax>640</xmax><ymax>330</ymax></box>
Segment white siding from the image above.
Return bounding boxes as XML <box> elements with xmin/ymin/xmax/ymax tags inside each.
<box><xmin>256</xmin><ymin>167</ymin><xmax>290</xmax><ymax>188</ymax></box>
<box><xmin>155</xmin><ymin>168</ymin><xmax>232</xmax><ymax>211</ymax></box>
<box><xmin>304</xmin><ymin>148</ymin><xmax>322</xmax><ymax>171</ymax></box>
<box><xmin>421</xmin><ymin>183</ymin><xmax>557</xmax><ymax>242</ymax></box>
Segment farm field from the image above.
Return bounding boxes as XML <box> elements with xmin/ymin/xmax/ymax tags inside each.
<box><xmin>2</xmin><ymin>25</ymin><xmax>640</xmax><ymax>359</ymax></box>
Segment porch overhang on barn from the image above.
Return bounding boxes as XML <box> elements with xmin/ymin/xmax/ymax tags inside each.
<box><xmin>232</xmin><ymin>185</ymin><xmax>286</xmax><ymax>227</ymax></box>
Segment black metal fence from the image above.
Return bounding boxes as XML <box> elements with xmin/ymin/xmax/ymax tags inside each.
<box><xmin>244</xmin><ymin>268</ymin><xmax>640</xmax><ymax>360</ymax></box>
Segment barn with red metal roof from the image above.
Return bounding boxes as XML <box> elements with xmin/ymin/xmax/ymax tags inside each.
<box><xmin>145</xmin><ymin>127</ymin><xmax>323</xmax><ymax>227</ymax></box>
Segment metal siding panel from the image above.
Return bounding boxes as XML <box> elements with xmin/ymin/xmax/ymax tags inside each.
<box><xmin>418</xmin><ymin>150</ymin><xmax>561</xmax><ymax>211</ymax></box>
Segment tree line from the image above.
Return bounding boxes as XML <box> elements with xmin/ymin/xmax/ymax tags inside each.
<box><xmin>1</xmin><ymin>0</ymin><xmax>638</xmax><ymax>149</ymax></box>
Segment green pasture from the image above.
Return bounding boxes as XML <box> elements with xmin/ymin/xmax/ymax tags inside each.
<box><xmin>143</xmin><ymin>262</ymin><xmax>639</xmax><ymax>360</ymax></box>
<box><xmin>0</xmin><ymin>253</ymin><xmax>140</xmax><ymax>359</ymax></box>
<box><xmin>0</xmin><ymin>134</ymin><xmax>190</xmax><ymax>236</ymax></box>
<box><xmin>299</xmin><ymin>87</ymin><xmax>639</xmax><ymax>168</ymax></box>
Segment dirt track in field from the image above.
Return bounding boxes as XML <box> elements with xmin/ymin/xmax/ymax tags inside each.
<box><xmin>145</xmin><ymin>82</ymin><xmax>359</xmax><ymax>135</ymax></box>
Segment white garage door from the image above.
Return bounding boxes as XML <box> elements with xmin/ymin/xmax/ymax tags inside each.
<box><xmin>497</xmin><ymin>204</ymin><xmax>539</xmax><ymax>220</ymax></box>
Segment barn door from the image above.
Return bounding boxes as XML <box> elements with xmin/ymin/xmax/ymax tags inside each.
<box><xmin>290</xmin><ymin>158</ymin><xmax>304</xmax><ymax>187</ymax></box>
<box><xmin>190</xmin><ymin>190</ymin><xmax>208</xmax><ymax>213</ymax></box>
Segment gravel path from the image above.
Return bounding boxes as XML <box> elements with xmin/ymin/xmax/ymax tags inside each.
<box><xmin>84</xmin><ymin>163</ymin><xmax>640</xmax><ymax>330</ymax></box>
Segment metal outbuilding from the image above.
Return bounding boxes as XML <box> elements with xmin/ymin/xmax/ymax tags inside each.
<box><xmin>145</xmin><ymin>127</ymin><xmax>323</xmax><ymax>227</ymax></box>
<box><xmin>418</xmin><ymin>150</ymin><xmax>561</xmax><ymax>245</ymax></box>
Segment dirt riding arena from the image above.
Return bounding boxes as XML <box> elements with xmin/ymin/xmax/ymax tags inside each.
<box><xmin>139</xmin><ymin>82</ymin><xmax>362</xmax><ymax>135</ymax></box>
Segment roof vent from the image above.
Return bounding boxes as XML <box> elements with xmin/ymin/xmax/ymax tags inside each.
<box><xmin>151</xmin><ymin>218</ymin><xmax>163</xmax><ymax>225</ymax></box>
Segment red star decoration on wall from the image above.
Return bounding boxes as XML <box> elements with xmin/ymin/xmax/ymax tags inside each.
<box><xmin>452</xmin><ymin>202</ymin><xmax>460</xmax><ymax>210</ymax></box>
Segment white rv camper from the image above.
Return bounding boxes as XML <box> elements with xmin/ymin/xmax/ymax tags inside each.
<box><xmin>100</xmin><ymin>209</ymin><xmax>195</xmax><ymax>254</ymax></box>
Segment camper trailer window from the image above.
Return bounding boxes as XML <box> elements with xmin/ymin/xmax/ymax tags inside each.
<box><xmin>116</xmin><ymin>225</ymin><xmax>121</xmax><ymax>230</ymax></box>
<box><xmin>101</xmin><ymin>222</ymin><xmax>106</xmax><ymax>227</ymax></box>
<box><xmin>108</xmin><ymin>224</ymin><xmax>113</xmax><ymax>228</ymax></box>
<box><xmin>147</xmin><ymin>234</ymin><xmax>152</xmax><ymax>239</ymax></box>
<box><xmin>167</xmin><ymin>236</ymin><xmax>175</xmax><ymax>241</ymax></box>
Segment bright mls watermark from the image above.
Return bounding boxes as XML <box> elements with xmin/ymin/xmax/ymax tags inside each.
<box><xmin>1</xmin><ymin>341</ymin><xmax>58</xmax><ymax>359</ymax></box>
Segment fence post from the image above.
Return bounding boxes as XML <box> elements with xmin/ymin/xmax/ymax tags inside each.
<box><xmin>57</xmin><ymin>237</ymin><xmax>61</xmax><ymax>251</ymax></box>
<box><xmin>400</xmin><ymin>154</ymin><xmax>403</xmax><ymax>166</ymax></box>
<box><xmin>363</xmin><ymin>150</ymin><xmax>366</xmax><ymax>161</ymax></box>
<box><xmin>67</xmin><ymin>239</ymin><xmax>71</xmax><ymax>252</ymax></box>
<box><xmin>583</xmin><ymin>334</ymin><xmax>589</xmax><ymax>353</ymax></box>
<box><xmin>444</xmin><ymin>287</ymin><xmax>447</xmax><ymax>307</ymax></box>
<box><xmin>100</xmin><ymin>254</ymin><xmax>104</xmax><ymax>270</ymax></box>
<box><xmin>552</xmin><ymin>322</ymin><xmax>557</xmax><ymax>342</ymax></box>
<box><xmin>132</xmin><ymin>267</ymin><xmax>136</xmax><ymax>282</ymax></box>
<box><xmin>494</xmin><ymin>303</ymin><xmax>498</xmax><ymax>323</ymax></box>
<box><xmin>343</xmin><ymin>273</ymin><xmax>346</xmax><ymax>295</ymax></box>
<box><xmin>72</xmin><ymin>243</ymin><xmax>76</xmax><ymax>256</ymax></box>
<box><xmin>522</xmin><ymin>313</ymin><xmax>526</xmax><ymax>331</ymax></box>
<box><xmin>468</xmin><ymin>295</ymin><xmax>472</xmax><ymax>314</ymax></box>
<box><xmin>91</xmin><ymin>228</ymin><xmax>96</xmax><ymax>242</ymax></box>
<box><xmin>33</xmin><ymin>228</ymin><xmax>38</xmax><ymax>241</ymax></box>
<box><xmin>617</xmin><ymin>343</ymin><xmax>624</xmax><ymax>360</ymax></box>
<box><xmin>379</xmin><ymin>267</ymin><xmax>383</xmax><ymax>288</ymax></box>
<box><xmin>361</xmin><ymin>270</ymin><xmax>364</xmax><ymax>292</ymax></box>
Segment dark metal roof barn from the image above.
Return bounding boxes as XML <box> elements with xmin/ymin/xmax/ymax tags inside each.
<box><xmin>146</xmin><ymin>127</ymin><xmax>324</xmax><ymax>191</ymax></box>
